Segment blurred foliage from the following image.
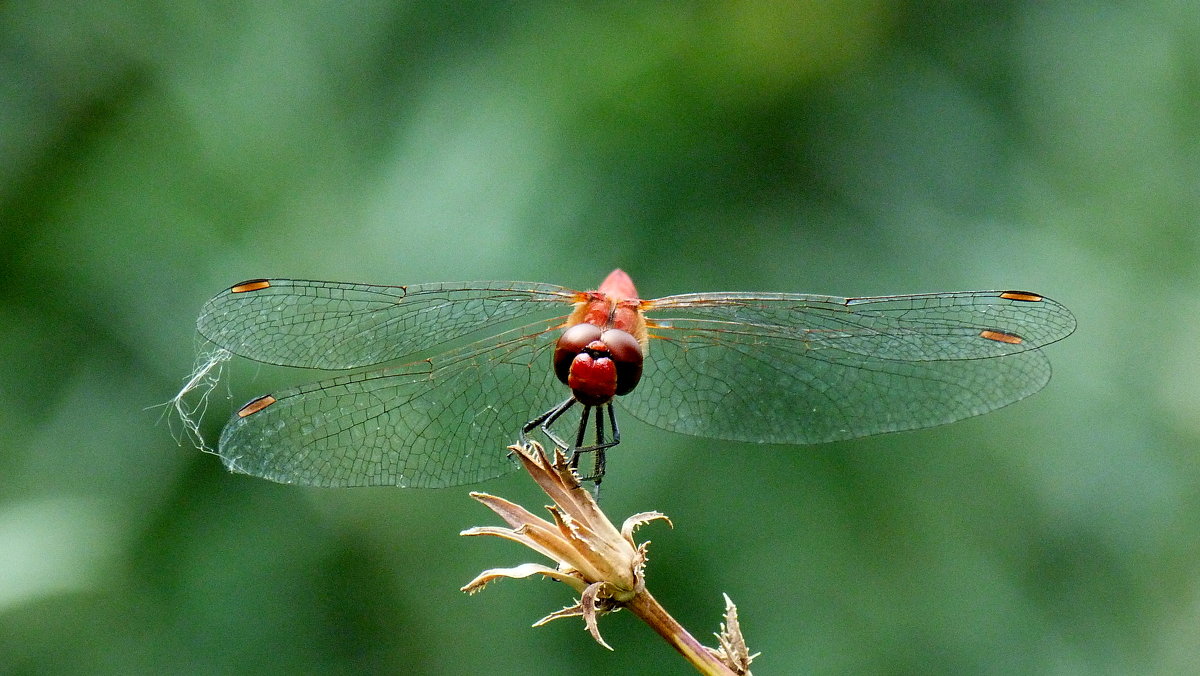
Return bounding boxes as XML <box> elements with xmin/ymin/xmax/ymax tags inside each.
<box><xmin>2</xmin><ymin>1</ymin><xmax>1199</xmax><ymax>674</ymax></box>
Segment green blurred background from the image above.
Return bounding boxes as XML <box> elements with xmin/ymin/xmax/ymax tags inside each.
<box><xmin>2</xmin><ymin>2</ymin><xmax>1196</xmax><ymax>674</ymax></box>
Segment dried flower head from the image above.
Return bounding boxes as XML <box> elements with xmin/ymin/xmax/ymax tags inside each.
<box><xmin>710</xmin><ymin>593</ymin><xmax>758</xmax><ymax>675</ymax></box>
<box><xmin>462</xmin><ymin>441</ymin><xmax>753</xmax><ymax>675</ymax></box>
<box><xmin>460</xmin><ymin>442</ymin><xmax>669</xmax><ymax>649</ymax></box>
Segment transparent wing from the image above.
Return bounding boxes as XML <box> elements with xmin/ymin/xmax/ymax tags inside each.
<box><xmin>197</xmin><ymin>279</ymin><xmax>576</xmax><ymax>369</ymax></box>
<box><xmin>216</xmin><ymin>320</ymin><xmax>568</xmax><ymax>487</ymax></box>
<box><xmin>644</xmin><ymin>290</ymin><xmax>1075</xmax><ymax>357</ymax></box>
<box><xmin>619</xmin><ymin>290</ymin><xmax>1075</xmax><ymax>444</ymax></box>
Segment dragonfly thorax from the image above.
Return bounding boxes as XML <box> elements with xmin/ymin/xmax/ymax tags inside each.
<box><xmin>554</xmin><ymin>324</ymin><xmax>643</xmax><ymax>406</ymax></box>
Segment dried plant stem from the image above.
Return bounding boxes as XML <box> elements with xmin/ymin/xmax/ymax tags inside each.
<box><xmin>462</xmin><ymin>443</ymin><xmax>753</xmax><ymax>674</ymax></box>
<box><xmin>626</xmin><ymin>589</ymin><xmax>737</xmax><ymax>676</ymax></box>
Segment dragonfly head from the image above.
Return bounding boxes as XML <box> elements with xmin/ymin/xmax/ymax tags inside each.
<box><xmin>554</xmin><ymin>323</ymin><xmax>644</xmax><ymax>406</ymax></box>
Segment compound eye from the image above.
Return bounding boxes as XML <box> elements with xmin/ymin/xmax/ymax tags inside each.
<box><xmin>554</xmin><ymin>323</ymin><xmax>603</xmax><ymax>384</ymax></box>
<box><xmin>600</xmin><ymin>329</ymin><xmax>643</xmax><ymax>395</ymax></box>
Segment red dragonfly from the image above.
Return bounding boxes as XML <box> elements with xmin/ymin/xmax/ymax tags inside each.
<box><xmin>194</xmin><ymin>269</ymin><xmax>1074</xmax><ymax>488</ymax></box>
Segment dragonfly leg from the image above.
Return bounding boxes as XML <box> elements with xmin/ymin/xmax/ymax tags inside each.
<box><xmin>521</xmin><ymin>399</ymin><xmax>622</xmax><ymax>492</ymax></box>
<box><xmin>520</xmin><ymin>397</ymin><xmax>577</xmax><ymax>453</ymax></box>
<box><xmin>570</xmin><ymin>403</ymin><xmax>621</xmax><ymax>487</ymax></box>
<box><xmin>591</xmin><ymin>405</ymin><xmax>606</xmax><ymax>483</ymax></box>
<box><xmin>580</xmin><ymin>405</ymin><xmax>609</xmax><ymax>499</ymax></box>
<box><xmin>568</xmin><ymin>405</ymin><xmax>593</xmax><ymax>474</ymax></box>
<box><xmin>594</xmin><ymin>402</ymin><xmax>620</xmax><ymax>481</ymax></box>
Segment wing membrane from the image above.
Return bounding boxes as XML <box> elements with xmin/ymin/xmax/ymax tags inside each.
<box><xmin>620</xmin><ymin>290</ymin><xmax>1075</xmax><ymax>444</ymax></box>
<box><xmin>216</xmin><ymin>320</ymin><xmax>567</xmax><ymax>487</ymax></box>
<box><xmin>197</xmin><ymin>279</ymin><xmax>574</xmax><ymax>369</ymax></box>
<box><xmin>644</xmin><ymin>290</ymin><xmax>1075</xmax><ymax>359</ymax></box>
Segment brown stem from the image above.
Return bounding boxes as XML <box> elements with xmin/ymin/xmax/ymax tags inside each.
<box><xmin>625</xmin><ymin>589</ymin><xmax>737</xmax><ymax>676</ymax></box>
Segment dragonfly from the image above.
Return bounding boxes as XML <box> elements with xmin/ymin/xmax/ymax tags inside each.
<box><xmin>191</xmin><ymin>269</ymin><xmax>1075</xmax><ymax>489</ymax></box>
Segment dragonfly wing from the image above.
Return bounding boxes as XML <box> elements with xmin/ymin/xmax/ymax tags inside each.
<box><xmin>197</xmin><ymin>279</ymin><xmax>575</xmax><ymax>369</ymax></box>
<box><xmin>216</xmin><ymin>321</ymin><xmax>566</xmax><ymax>487</ymax></box>
<box><xmin>619</xmin><ymin>290</ymin><xmax>1075</xmax><ymax>444</ymax></box>
<box><xmin>644</xmin><ymin>291</ymin><xmax>1076</xmax><ymax>357</ymax></box>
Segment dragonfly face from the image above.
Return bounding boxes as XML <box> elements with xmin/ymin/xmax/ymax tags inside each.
<box><xmin>553</xmin><ymin>324</ymin><xmax>644</xmax><ymax>406</ymax></box>
<box><xmin>184</xmin><ymin>269</ymin><xmax>1075</xmax><ymax>488</ymax></box>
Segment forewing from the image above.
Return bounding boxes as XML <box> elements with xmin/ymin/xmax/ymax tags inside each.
<box><xmin>197</xmin><ymin>279</ymin><xmax>574</xmax><ymax>369</ymax></box>
<box><xmin>619</xmin><ymin>290</ymin><xmax>1075</xmax><ymax>444</ymax></box>
<box><xmin>644</xmin><ymin>291</ymin><xmax>1076</xmax><ymax>357</ymax></box>
<box><xmin>216</xmin><ymin>320</ymin><xmax>567</xmax><ymax>487</ymax></box>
